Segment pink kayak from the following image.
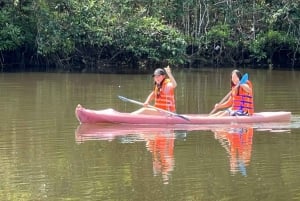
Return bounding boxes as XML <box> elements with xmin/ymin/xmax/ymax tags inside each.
<box><xmin>75</xmin><ymin>104</ymin><xmax>292</xmax><ymax>124</ymax></box>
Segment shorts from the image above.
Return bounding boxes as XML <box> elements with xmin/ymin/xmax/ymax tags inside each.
<box><xmin>226</xmin><ymin>109</ymin><xmax>249</xmax><ymax>116</ymax></box>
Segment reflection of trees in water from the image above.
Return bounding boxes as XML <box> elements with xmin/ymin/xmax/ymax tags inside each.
<box><xmin>214</xmin><ymin>127</ymin><xmax>254</xmax><ymax>176</ymax></box>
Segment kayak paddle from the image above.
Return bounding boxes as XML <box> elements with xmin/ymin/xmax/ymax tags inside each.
<box><xmin>118</xmin><ymin>95</ymin><xmax>190</xmax><ymax>121</ymax></box>
<box><xmin>209</xmin><ymin>73</ymin><xmax>249</xmax><ymax>115</ymax></box>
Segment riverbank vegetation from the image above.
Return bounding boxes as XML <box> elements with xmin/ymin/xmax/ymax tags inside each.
<box><xmin>1</xmin><ymin>0</ymin><xmax>299</xmax><ymax>72</ymax></box>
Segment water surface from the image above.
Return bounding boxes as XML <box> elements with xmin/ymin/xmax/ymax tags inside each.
<box><xmin>0</xmin><ymin>69</ymin><xmax>299</xmax><ymax>200</ymax></box>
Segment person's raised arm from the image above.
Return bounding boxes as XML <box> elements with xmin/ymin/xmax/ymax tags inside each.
<box><xmin>164</xmin><ymin>66</ymin><xmax>177</xmax><ymax>88</ymax></box>
<box><xmin>240</xmin><ymin>82</ymin><xmax>252</xmax><ymax>94</ymax></box>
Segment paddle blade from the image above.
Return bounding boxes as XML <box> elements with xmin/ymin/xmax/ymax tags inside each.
<box><xmin>118</xmin><ymin>95</ymin><xmax>128</xmax><ymax>102</ymax></box>
<box><xmin>177</xmin><ymin>114</ymin><xmax>190</xmax><ymax>121</ymax></box>
<box><xmin>239</xmin><ymin>73</ymin><xmax>248</xmax><ymax>84</ymax></box>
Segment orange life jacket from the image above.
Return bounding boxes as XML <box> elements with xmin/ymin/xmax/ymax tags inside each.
<box><xmin>232</xmin><ymin>80</ymin><xmax>254</xmax><ymax>115</ymax></box>
<box><xmin>154</xmin><ymin>79</ymin><xmax>176</xmax><ymax>112</ymax></box>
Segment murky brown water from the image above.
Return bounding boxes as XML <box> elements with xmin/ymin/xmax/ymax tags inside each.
<box><xmin>0</xmin><ymin>69</ymin><xmax>299</xmax><ymax>200</ymax></box>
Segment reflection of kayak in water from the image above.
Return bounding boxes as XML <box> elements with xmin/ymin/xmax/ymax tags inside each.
<box><xmin>75</xmin><ymin>123</ymin><xmax>178</xmax><ymax>184</ymax></box>
<box><xmin>75</xmin><ymin>122</ymin><xmax>291</xmax><ymax>143</ymax></box>
<box><xmin>75</xmin><ymin>104</ymin><xmax>292</xmax><ymax>124</ymax></box>
<box><xmin>75</xmin><ymin>123</ymin><xmax>189</xmax><ymax>143</ymax></box>
<box><xmin>76</xmin><ymin>123</ymin><xmax>291</xmax><ymax>183</ymax></box>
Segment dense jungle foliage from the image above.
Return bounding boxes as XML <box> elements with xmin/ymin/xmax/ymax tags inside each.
<box><xmin>1</xmin><ymin>0</ymin><xmax>300</xmax><ymax>72</ymax></box>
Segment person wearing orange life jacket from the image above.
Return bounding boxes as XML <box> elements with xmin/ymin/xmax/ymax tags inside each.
<box><xmin>132</xmin><ymin>66</ymin><xmax>177</xmax><ymax>115</ymax></box>
<box><xmin>211</xmin><ymin>70</ymin><xmax>254</xmax><ymax>117</ymax></box>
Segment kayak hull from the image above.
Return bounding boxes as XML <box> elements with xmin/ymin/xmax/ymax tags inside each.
<box><xmin>75</xmin><ymin>105</ymin><xmax>292</xmax><ymax>125</ymax></box>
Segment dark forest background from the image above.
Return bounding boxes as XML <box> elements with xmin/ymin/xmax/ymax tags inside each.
<box><xmin>1</xmin><ymin>0</ymin><xmax>300</xmax><ymax>72</ymax></box>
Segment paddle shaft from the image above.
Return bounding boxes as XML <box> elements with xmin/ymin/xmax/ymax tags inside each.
<box><xmin>118</xmin><ymin>96</ymin><xmax>190</xmax><ymax>121</ymax></box>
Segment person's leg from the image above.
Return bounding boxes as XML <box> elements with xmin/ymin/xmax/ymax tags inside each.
<box><xmin>210</xmin><ymin>110</ymin><xmax>229</xmax><ymax>117</ymax></box>
<box><xmin>210</xmin><ymin>108</ymin><xmax>232</xmax><ymax>117</ymax></box>
<box><xmin>216</xmin><ymin>111</ymin><xmax>230</xmax><ymax>117</ymax></box>
<box><xmin>232</xmin><ymin>110</ymin><xmax>249</xmax><ymax>116</ymax></box>
<box><xmin>131</xmin><ymin>108</ymin><xmax>161</xmax><ymax>115</ymax></box>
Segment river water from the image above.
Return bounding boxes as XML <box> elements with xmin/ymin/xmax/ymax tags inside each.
<box><xmin>0</xmin><ymin>68</ymin><xmax>299</xmax><ymax>200</ymax></box>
